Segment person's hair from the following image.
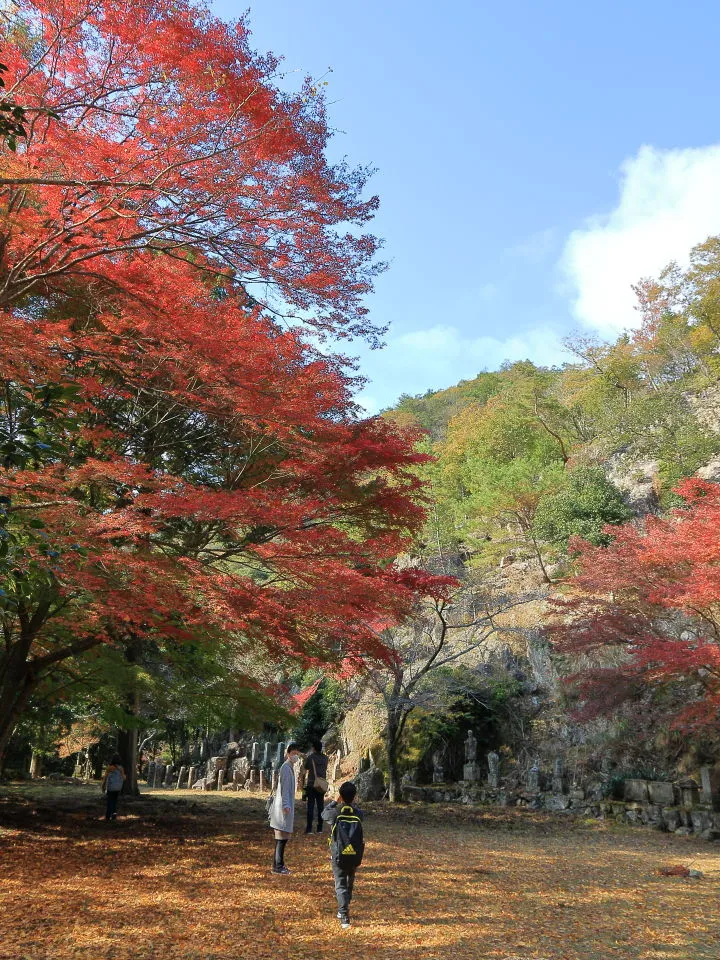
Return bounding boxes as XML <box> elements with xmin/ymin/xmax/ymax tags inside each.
<box><xmin>312</xmin><ymin>739</ymin><xmax>323</xmax><ymax>753</ymax></box>
<box><xmin>109</xmin><ymin>753</ymin><xmax>122</xmax><ymax>766</ymax></box>
<box><xmin>286</xmin><ymin>741</ymin><xmax>300</xmax><ymax>755</ymax></box>
<box><xmin>339</xmin><ymin>781</ymin><xmax>357</xmax><ymax>803</ymax></box>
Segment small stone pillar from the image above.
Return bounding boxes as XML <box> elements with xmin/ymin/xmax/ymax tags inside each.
<box><xmin>463</xmin><ymin>730</ymin><xmax>480</xmax><ymax>781</ymax></box>
<box><xmin>275</xmin><ymin>742</ymin><xmax>286</xmax><ymax>770</ymax></box>
<box><xmin>700</xmin><ymin>767</ymin><xmax>720</xmax><ymax>811</ymax></box>
<box><xmin>263</xmin><ymin>742</ymin><xmax>273</xmax><ymax>770</ymax></box>
<box><xmin>188</xmin><ymin>766</ymin><xmax>197</xmax><ymax>788</ymax></box>
<box><xmin>217</xmin><ymin>769</ymin><xmax>225</xmax><ymax>791</ymax></box>
<box><xmin>431</xmin><ymin>751</ymin><xmax>445</xmax><ymax>784</ymax></box>
<box><xmin>250</xmin><ymin>741</ymin><xmax>260</xmax><ymax>767</ymax></box>
<box><xmin>146</xmin><ymin>761</ymin><xmax>156</xmax><ymax>785</ymax></box>
<box><xmin>175</xmin><ymin>766</ymin><xmax>186</xmax><ymax>789</ymax></box>
<box><xmin>552</xmin><ymin>758</ymin><xmax>565</xmax><ymax>795</ymax></box>
<box><xmin>164</xmin><ymin>765</ymin><xmax>174</xmax><ymax>788</ymax></box>
<box><xmin>153</xmin><ymin>764</ymin><xmax>164</xmax><ymax>789</ymax></box>
<box><xmin>526</xmin><ymin>760</ymin><xmax>540</xmax><ymax>794</ymax></box>
<box><xmin>487</xmin><ymin>751</ymin><xmax>500</xmax><ymax>789</ymax></box>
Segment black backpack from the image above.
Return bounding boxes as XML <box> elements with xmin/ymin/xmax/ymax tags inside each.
<box><xmin>330</xmin><ymin>804</ymin><xmax>365</xmax><ymax>870</ymax></box>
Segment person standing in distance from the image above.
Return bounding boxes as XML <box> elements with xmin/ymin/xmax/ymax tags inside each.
<box><xmin>101</xmin><ymin>753</ymin><xmax>126</xmax><ymax>822</ymax></box>
<box><xmin>269</xmin><ymin>742</ymin><xmax>302</xmax><ymax>875</ymax></box>
<box><xmin>303</xmin><ymin>740</ymin><xmax>329</xmax><ymax>834</ymax></box>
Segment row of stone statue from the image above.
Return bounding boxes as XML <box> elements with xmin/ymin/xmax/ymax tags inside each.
<box><xmin>435</xmin><ymin>731</ymin><xmax>567</xmax><ymax>795</ymax></box>
<box><xmin>431</xmin><ymin>730</ymin><xmax>501</xmax><ymax>787</ymax></box>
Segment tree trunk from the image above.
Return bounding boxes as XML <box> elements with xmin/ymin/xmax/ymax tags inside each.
<box><xmin>0</xmin><ymin>648</ymin><xmax>37</xmax><ymax>774</ymax></box>
<box><xmin>29</xmin><ymin>750</ymin><xmax>43</xmax><ymax>779</ymax></box>
<box><xmin>116</xmin><ymin>640</ymin><xmax>141</xmax><ymax>795</ymax></box>
<box><xmin>117</xmin><ymin>727</ymin><xmax>139</xmax><ymax>795</ymax></box>
<box><xmin>386</xmin><ymin>716</ymin><xmax>401</xmax><ymax>803</ymax></box>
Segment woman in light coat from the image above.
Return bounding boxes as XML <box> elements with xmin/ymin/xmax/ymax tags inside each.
<box><xmin>269</xmin><ymin>742</ymin><xmax>301</xmax><ymax>875</ymax></box>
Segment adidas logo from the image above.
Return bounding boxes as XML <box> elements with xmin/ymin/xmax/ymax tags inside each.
<box><xmin>341</xmin><ymin>844</ymin><xmax>356</xmax><ymax>855</ymax></box>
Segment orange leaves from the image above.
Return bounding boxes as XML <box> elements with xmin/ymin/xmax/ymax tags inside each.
<box><xmin>2</xmin><ymin>788</ymin><xmax>720</xmax><ymax>960</ymax></box>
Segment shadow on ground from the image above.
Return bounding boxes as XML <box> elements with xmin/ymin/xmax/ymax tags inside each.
<box><xmin>1</xmin><ymin>783</ymin><xmax>719</xmax><ymax>960</ymax></box>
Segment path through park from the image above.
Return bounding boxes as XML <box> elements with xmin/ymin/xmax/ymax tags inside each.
<box><xmin>0</xmin><ymin>786</ymin><xmax>718</xmax><ymax>960</ymax></box>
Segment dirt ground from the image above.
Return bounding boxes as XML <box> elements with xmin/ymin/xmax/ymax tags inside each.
<box><xmin>0</xmin><ymin>783</ymin><xmax>718</xmax><ymax>960</ymax></box>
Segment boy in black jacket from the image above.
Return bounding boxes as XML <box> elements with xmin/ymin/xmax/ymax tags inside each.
<box><xmin>321</xmin><ymin>781</ymin><xmax>364</xmax><ymax>929</ymax></box>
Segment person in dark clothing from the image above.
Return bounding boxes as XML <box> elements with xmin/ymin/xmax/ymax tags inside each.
<box><xmin>321</xmin><ymin>781</ymin><xmax>364</xmax><ymax>929</ymax></box>
<box><xmin>303</xmin><ymin>740</ymin><xmax>329</xmax><ymax>834</ymax></box>
<box><xmin>101</xmin><ymin>754</ymin><xmax>126</xmax><ymax>822</ymax></box>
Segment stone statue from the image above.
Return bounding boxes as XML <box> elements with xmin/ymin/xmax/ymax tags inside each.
<box><xmin>526</xmin><ymin>759</ymin><xmax>541</xmax><ymax>794</ymax></box>
<box><xmin>432</xmin><ymin>750</ymin><xmax>445</xmax><ymax>784</ymax></box>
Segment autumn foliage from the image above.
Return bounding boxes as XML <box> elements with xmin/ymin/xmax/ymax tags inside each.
<box><xmin>551</xmin><ymin>479</ymin><xmax>720</xmax><ymax>731</ymax></box>
<box><xmin>0</xmin><ymin>0</ymin><xmax>440</xmax><ymax>761</ymax></box>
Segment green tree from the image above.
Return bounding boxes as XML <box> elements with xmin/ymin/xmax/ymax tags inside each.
<box><xmin>533</xmin><ymin>467</ymin><xmax>632</xmax><ymax>549</ymax></box>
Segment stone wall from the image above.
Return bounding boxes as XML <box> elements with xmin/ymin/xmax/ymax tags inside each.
<box><xmin>400</xmin><ymin>753</ymin><xmax>720</xmax><ymax>842</ymax></box>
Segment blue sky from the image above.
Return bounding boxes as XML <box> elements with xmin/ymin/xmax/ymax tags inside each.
<box><xmin>212</xmin><ymin>0</ymin><xmax>720</xmax><ymax>411</ymax></box>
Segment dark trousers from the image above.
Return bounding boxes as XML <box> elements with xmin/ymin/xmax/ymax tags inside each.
<box><xmin>332</xmin><ymin>862</ymin><xmax>356</xmax><ymax>914</ymax></box>
<box><xmin>105</xmin><ymin>790</ymin><xmax>120</xmax><ymax>821</ymax></box>
<box><xmin>306</xmin><ymin>788</ymin><xmax>324</xmax><ymax>830</ymax></box>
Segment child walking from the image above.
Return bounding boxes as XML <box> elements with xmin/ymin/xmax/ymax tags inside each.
<box><xmin>321</xmin><ymin>781</ymin><xmax>365</xmax><ymax>929</ymax></box>
<box><xmin>101</xmin><ymin>753</ymin><xmax>126</xmax><ymax>822</ymax></box>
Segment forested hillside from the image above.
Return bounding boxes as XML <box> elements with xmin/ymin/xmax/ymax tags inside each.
<box><xmin>390</xmin><ymin>239</ymin><xmax>720</xmax><ymax>563</ymax></box>
<box><xmin>372</xmin><ymin>238</ymin><xmax>720</xmax><ymax>778</ymax></box>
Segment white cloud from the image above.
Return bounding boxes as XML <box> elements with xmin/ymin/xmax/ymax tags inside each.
<box><xmin>395</xmin><ymin>323</ymin><xmax>569</xmax><ymax>368</ymax></box>
<box><xmin>562</xmin><ymin>144</ymin><xmax>720</xmax><ymax>334</ymax></box>
<box><xmin>354</xmin><ymin>323</ymin><xmax>573</xmax><ymax>411</ymax></box>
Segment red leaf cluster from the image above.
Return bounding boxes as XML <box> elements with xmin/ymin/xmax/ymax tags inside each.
<box><xmin>550</xmin><ymin>479</ymin><xmax>720</xmax><ymax>730</ymax></box>
<box><xmin>0</xmin><ymin>0</ymin><xmax>451</xmax><ymax>736</ymax></box>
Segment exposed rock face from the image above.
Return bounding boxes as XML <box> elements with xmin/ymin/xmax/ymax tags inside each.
<box><xmin>696</xmin><ymin>456</ymin><xmax>720</xmax><ymax>482</ymax></box>
<box><xmin>606</xmin><ymin>455</ymin><xmax>660</xmax><ymax>516</ymax></box>
<box><xmin>353</xmin><ymin>765</ymin><xmax>386</xmax><ymax>802</ymax></box>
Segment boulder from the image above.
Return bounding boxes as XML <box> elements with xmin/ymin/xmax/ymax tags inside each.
<box><xmin>691</xmin><ymin>809</ymin><xmax>713</xmax><ymax>834</ymax></box>
<box><xmin>231</xmin><ymin>756</ymin><xmax>250</xmax><ymax>778</ymax></box>
<box><xmin>699</xmin><ymin>829</ymin><xmax>720</xmax><ymax>842</ymax></box>
<box><xmin>353</xmin><ymin>765</ymin><xmax>386</xmax><ymax>802</ymax></box>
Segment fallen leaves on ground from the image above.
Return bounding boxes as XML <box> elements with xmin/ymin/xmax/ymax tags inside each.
<box><xmin>0</xmin><ymin>784</ymin><xmax>719</xmax><ymax>960</ymax></box>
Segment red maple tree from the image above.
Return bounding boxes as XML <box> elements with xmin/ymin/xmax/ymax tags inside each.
<box><xmin>0</xmin><ymin>0</ymin><xmax>384</xmax><ymax>341</ymax></box>
<box><xmin>550</xmin><ymin>478</ymin><xmax>720</xmax><ymax>731</ymax></box>
<box><xmin>0</xmin><ymin>0</ymin><xmax>444</xmax><ymax>768</ymax></box>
